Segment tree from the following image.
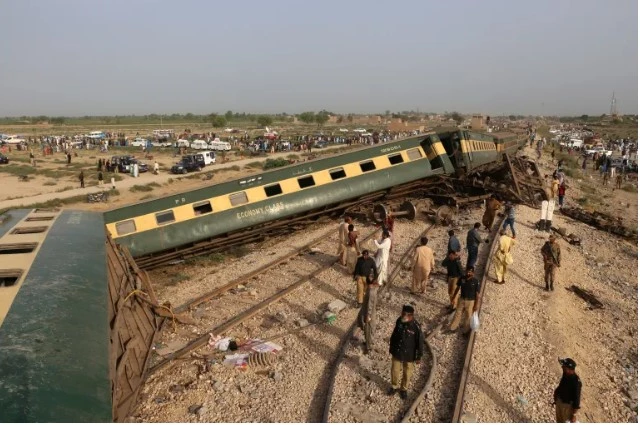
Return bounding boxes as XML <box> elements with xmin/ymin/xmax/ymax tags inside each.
<box><xmin>212</xmin><ymin>116</ymin><xmax>227</xmax><ymax>127</ymax></box>
<box><xmin>337</xmin><ymin>115</ymin><xmax>344</xmax><ymax>124</ymax></box>
<box><xmin>347</xmin><ymin>114</ymin><xmax>353</xmax><ymax>123</ymax></box>
<box><xmin>50</xmin><ymin>117</ymin><xmax>65</xmax><ymax>125</ymax></box>
<box><xmin>225</xmin><ymin>110</ymin><xmax>233</xmax><ymax>120</ymax></box>
<box><xmin>256</xmin><ymin>115</ymin><xmax>273</xmax><ymax>127</ymax></box>
<box><xmin>508</xmin><ymin>115</ymin><xmax>517</xmax><ymax>121</ymax></box>
<box><xmin>315</xmin><ymin>111</ymin><xmax>329</xmax><ymax>127</ymax></box>
<box><xmin>298</xmin><ymin>112</ymin><xmax>316</xmax><ymax>124</ymax></box>
<box><xmin>385</xmin><ymin>110</ymin><xmax>391</xmax><ymax>116</ymax></box>
<box><xmin>450</xmin><ymin>111</ymin><xmax>464</xmax><ymax>124</ymax></box>
<box><xmin>580</xmin><ymin>114</ymin><xmax>589</xmax><ymax>121</ymax></box>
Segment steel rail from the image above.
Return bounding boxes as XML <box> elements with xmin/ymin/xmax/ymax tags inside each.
<box><xmin>321</xmin><ymin>224</ymin><xmax>434</xmax><ymax>423</ymax></box>
<box><xmin>451</xmin><ymin>216</ymin><xmax>506</xmax><ymax>422</ymax></box>
<box><xmin>147</xmin><ymin>228</ymin><xmax>380</xmax><ymax>375</ymax></box>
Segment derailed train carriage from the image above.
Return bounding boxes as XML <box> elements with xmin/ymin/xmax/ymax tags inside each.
<box><xmin>104</xmin><ymin>128</ymin><xmax>527</xmax><ymax>262</ymax></box>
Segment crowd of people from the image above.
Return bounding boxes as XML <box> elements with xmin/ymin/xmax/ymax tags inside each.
<box><xmin>334</xmin><ymin>183</ymin><xmax>580</xmax><ymax>420</ymax></box>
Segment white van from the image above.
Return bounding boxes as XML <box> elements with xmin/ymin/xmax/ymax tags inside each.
<box><xmin>209</xmin><ymin>139</ymin><xmax>231</xmax><ymax>151</ymax></box>
<box><xmin>176</xmin><ymin>139</ymin><xmax>190</xmax><ymax>148</ymax></box>
<box><xmin>190</xmin><ymin>139</ymin><xmax>209</xmax><ymax>150</ymax></box>
<box><xmin>202</xmin><ymin>151</ymin><xmax>216</xmax><ymax>165</ymax></box>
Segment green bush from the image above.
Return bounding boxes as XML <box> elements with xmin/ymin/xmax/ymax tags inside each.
<box><xmin>263</xmin><ymin>158</ymin><xmax>289</xmax><ymax>170</ymax></box>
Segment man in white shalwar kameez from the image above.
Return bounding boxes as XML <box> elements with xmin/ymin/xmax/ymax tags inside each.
<box><xmin>374</xmin><ymin>230</ymin><xmax>392</xmax><ymax>285</ymax></box>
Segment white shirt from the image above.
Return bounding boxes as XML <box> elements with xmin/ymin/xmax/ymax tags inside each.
<box><xmin>374</xmin><ymin>237</ymin><xmax>391</xmax><ymax>268</ymax></box>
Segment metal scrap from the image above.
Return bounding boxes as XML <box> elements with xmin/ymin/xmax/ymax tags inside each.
<box><xmin>560</xmin><ymin>206</ymin><xmax>637</xmax><ymax>240</ymax></box>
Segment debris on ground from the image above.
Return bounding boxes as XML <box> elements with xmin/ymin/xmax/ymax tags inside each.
<box><xmin>561</xmin><ymin>206</ymin><xmax>637</xmax><ymax>240</ymax></box>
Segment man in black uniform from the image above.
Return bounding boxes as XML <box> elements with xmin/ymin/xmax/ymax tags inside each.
<box><xmin>387</xmin><ymin>305</ymin><xmax>424</xmax><ymax>400</ymax></box>
<box><xmin>353</xmin><ymin>250</ymin><xmax>377</xmax><ymax>306</ymax></box>
<box><xmin>449</xmin><ymin>266</ymin><xmax>480</xmax><ymax>335</ymax></box>
<box><xmin>553</xmin><ymin>358</ymin><xmax>582</xmax><ymax>423</ymax></box>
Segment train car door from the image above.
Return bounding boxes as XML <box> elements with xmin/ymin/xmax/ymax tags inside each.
<box><xmin>436</xmin><ymin>131</ymin><xmax>468</xmax><ymax>172</ymax></box>
<box><xmin>462</xmin><ymin>131</ymin><xmax>473</xmax><ymax>168</ymax></box>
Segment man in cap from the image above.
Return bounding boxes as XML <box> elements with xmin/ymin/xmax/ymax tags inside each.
<box><xmin>493</xmin><ymin>229</ymin><xmax>515</xmax><ymax>284</ymax></box>
<box><xmin>541</xmin><ymin>234</ymin><xmax>561</xmax><ymax>291</ymax></box>
<box><xmin>553</xmin><ymin>358</ymin><xmax>582</xmax><ymax>423</ymax></box>
<box><xmin>449</xmin><ymin>266</ymin><xmax>480</xmax><ymax>335</ymax></box>
<box><xmin>388</xmin><ymin>305</ymin><xmax>424</xmax><ymax>400</ymax></box>
<box><xmin>356</xmin><ymin>265</ymin><xmax>380</xmax><ymax>354</ymax></box>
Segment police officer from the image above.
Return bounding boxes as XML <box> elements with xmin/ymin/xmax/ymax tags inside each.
<box><xmin>553</xmin><ymin>358</ymin><xmax>582</xmax><ymax>423</ymax></box>
<box><xmin>388</xmin><ymin>305</ymin><xmax>424</xmax><ymax>400</ymax></box>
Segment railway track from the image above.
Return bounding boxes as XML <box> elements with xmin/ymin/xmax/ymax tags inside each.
<box><xmin>322</xmin><ymin>217</ymin><xmax>504</xmax><ymax>423</ymax></box>
<box><xmin>146</xmin><ymin>226</ymin><xmax>380</xmax><ymax>375</ymax></box>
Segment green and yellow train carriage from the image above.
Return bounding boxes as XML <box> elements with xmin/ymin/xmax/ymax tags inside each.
<box><xmin>104</xmin><ymin>133</ymin><xmax>454</xmax><ymax>257</ymax></box>
<box><xmin>434</xmin><ymin>127</ymin><xmax>499</xmax><ymax>172</ymax></box>
<box><xmin>492</xmin><ymin>132</ymin><xmax>524</xmax><ymax>155</ymax></box>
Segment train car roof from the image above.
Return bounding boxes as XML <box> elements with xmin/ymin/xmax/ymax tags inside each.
<box><xmin>104</xmin><ymin>132</ymin><xmax>439</xmax><ymax>223</ymax></box>
<box><xmin>0</xmin><ymin>209</ymin><xmax>111</xmax><ymax>422</ymax></box>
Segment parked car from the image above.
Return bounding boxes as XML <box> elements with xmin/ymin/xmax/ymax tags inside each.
<box><xmin>176</xmin><ymin>139</ymin><xmax>190</xmax><ymax>148</ymax></box>
<box><xmin>109</xmin><ymin>155</ymin><xmax>136</xmax><ymax>172</ymax></box>
<box><xmin>314</xmin><ymin>140</ymin><xmax>328</xmax><ymax>149</ymax></box>
<box><xmin>131</xmin><ymin>159</ymin><xmax>149</xmax><ymax>173</ymax></box>
<box><xmin>151</xmin><ymin>140</ymin><xmax>172</xmax><ymax>147</ymax></box>
<box><xmin>0</xmin><ymin>154</ymin><xmax>9</xmax><ymax>164</ymax></box>
<box><xmin>202</xmin><ymin>151</ymin><xmax>216</xmax><ymax>166</ymax></box>
<box><xmin>208</xmin><ymin>139</ymin><xmax>231</xmax><ymax>151</ymax></box>
<box><xmin>183</xmin><ymin>154</ymin><xmax>205</xmax><ymax>168</ymax></box>
<box><xmin>190</xmin><ymin>140</ymin><xmax>209</xmax><ymax>150</ymax></box>
<box><xmin>130</xmin><ymin>138</ymin><xmax>148</xmax><ymax>147</ymax></box>
<box><xmin>171</xmin><ymin>157</ymin><xmax>202</xmax><ymax>174</ymax></box>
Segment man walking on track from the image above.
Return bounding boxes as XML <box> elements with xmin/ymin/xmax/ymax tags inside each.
<box><xmin>493</xmin><ymin>229</ymin><xmax>515</xmax><ymax>284</ymax></box>
<box><xmin>411</xmin><ymin>236</ymin><xmax>435</xmax><ymax>294</ymax></box>
<box><xmin>388</xmin><ymin>305</ymin><xmax>424</xmax><ymax>400</ymax></box>
<box><xmin>357</xmin><ymin>268</ymin><xmax>380</xmax><ymax>355</ymax></box>
<box><xmin>502</xmin><ymin>201</ymin><xmax>517</xmax><ymax>238</ymax></box>
<box><xmin>353</xmin><ymin>250</ymin><xmax>377</xmax><ymax>306</ymax></box>
<box><xmin>442</xmin><ymin>250</ymin><xmax>464</xmax><ymax>310</ymax></box>
<box><xmin>449</xmin><ymin>266</ymin><xmax>480</xmax><ymax>335</ymax></box>
<box><xmin>374</xmin><ymin>230</ymin><xmax>391</xmax><ymax>285</ymax></box>
<box><xmin>337</xmin><ymin>216</ymin><xmax>352</xmax><ymax>267</ymax></box>
<box><xmin>482</xmin><ymin>194</ymin><xmax>502</xmax><ymax>230</ymax></box>
<box><xmin>541</xmin><ymin>234</ymin><xmax>561</xmax><ymax>291</ymax></box>
<box><xmin>553</xmin><ymin>358</ymin><xmax>582</xmax><ymax>423</ymax></box>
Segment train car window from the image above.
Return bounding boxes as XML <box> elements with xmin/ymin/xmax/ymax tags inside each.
<box><xmin>0</xmin><ymin>269</ymin><xmax>23</xmax><ymax>287</ymax></box>
<box><xmin>359</xmin><ymin>160</ymin><xmax>376</xmax><ymax>172</ymax></box>
<box><xmin>115</xmin><ymin>220</ymin><xmax>136</xmax><ymax>235</ymax></box>
<box><xmin>387</xmin><ymin>154</ymin><xmax>404</xmax><ymax>165</ymax></box>
<box><xmin>406</xmin><ymin>148</ymin><xmax>422</xmax><ymax>161</ymax></box>
<box><xmin>156</xmin><ymin>210</ymin><xmax>176</xmax><ymax>225</ymax></box>
<box><xmin>229</xmin><ymin>191</ymin><xmax>248</xmax><ymax>206</ymax></box>
<box><xmin>329</xmin><ymin>168</ymin><xmax>347</xmax><ymax>180</ymax></box>
<box><xmin>264</xmin><ymin>183</ymin><xmax>283</xmax><ymax>197</ymax></box>
<box><xmin>193</xmin><ymin>201</ymin><xmax>213</xmax><ymax>215</ymax></box>
<box><xmin>297</xmin><ymin>175</ymin><xmax>316</xmax><ymax>189</ymax></box>
<box><xmin>11</xmin><ymin>226</ymin><xmax>48</xmax><ymax>234</ymax></box>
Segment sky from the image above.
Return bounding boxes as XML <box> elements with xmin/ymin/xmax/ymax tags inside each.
<box><xmin>0</xmin><ymin>0</ymin><xmax>637</xmax><ymax>117</ymax></box>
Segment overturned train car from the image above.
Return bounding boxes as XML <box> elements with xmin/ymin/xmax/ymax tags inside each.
<box><xmin>103</xmin><ymin>129</ymin><xmax>527</xmax><ymax>261</ymax></box>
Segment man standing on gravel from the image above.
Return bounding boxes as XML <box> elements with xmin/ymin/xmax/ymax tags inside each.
<box><xmin>482</xmin><ymin>194</ymin><xmax>502</xmax><ymax>230</ymax></box>
<box><xmin>411</xmin><ymin>236</ymin><xmax>435</xmax><ymax>294</ymax></box>
<box><xmin>442</xmin><ymin>250</ymin><xmax>464</xmax><ymax>310</ymax></box>
<box><xmin>502</xmin><ymin>201</ymin><xmax>517</xmax><ymax>238</ymax></box>
<box><xmin>357</xmin><ymin>268</ymin><xmax>380</xmax><ymax>355</ymax></box>
<box><xmin>493</xmin><ymin>229</ymin><xmax>514</xmax><ymax>284</ymax></box>
<box><xmin>553</xmin><ymin>358</ymin><xmax>581</xmax><ymax>423</ymax></box>
<box><xmin>449</xmin><ymin>266</ymin><xmax>480</xmax><ymax>335</ymax></box>
<box><xmin>353</xmin><ymin>250</ymin><xmax>377</xmax><ymax>306</ymax></box>
<box><xmin>388</xmin><ymin>305</ymin><xmax>424</xmax><ymax>400</ymax></box>
<box><xmin>374</xmin><ymin>230</ymin><xmax>391</xmax><ymax>285</ymax></box>
<box><xmin>466</xmin><ymin>223</ymin><xmax>489</xmax><ymax>270</ymax></box>
<box><xmin>337</xmin><ymin>216</ymin><xmax>352</xmax><ymax>267</ymax></box>
<box><xmin>541</xmin><ymin>235</ymin><xmax>561</xmax><ymax>291</ymax></box>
